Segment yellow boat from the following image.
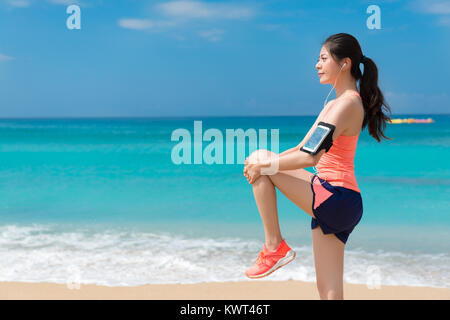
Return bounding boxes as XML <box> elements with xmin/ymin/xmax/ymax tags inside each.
<box><xmin>388</xmin><ymin>118</ymin><xmax>434</xmax><ymax>124</ymax></box>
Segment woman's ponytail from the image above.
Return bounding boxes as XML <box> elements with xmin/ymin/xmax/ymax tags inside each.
<box><xmin>359</xmin><ymin>56</ymin><xmax>393</xmax><ymax>142</ymax></box>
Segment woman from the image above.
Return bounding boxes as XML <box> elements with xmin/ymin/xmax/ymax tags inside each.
<box><xmin>243</xmin><ymin>33</ymin><xmax>392</xmax><ymax>300</ymax></box>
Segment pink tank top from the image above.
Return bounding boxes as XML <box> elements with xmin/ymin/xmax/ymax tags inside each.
<box><xmin>314</xmin><ymin>91</ymin><xmax>361</xmax><ymax>193</ymax></box>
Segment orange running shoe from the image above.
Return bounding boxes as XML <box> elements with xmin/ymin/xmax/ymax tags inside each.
<box><xmin>245</xmin><ymin>238</ymin><xmax>296</xmax><ymax>279</ymax></box>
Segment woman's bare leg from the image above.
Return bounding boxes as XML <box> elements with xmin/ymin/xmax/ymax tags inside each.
<box><xmin>251</xmin><ymin>175</ymin><xmax>283</xmax><ymax>251</ymax></box>
<box><xmin>312</xmin><ymin>226</ymin><xmax>345</xmax><ymax>300</ymax></box>
<box><xmin>247</xmin><ymin>149</ymin><xmax>315</xmax><ymax>251</ymax></box>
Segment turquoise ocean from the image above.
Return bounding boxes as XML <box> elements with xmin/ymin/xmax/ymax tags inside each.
<box><xmin>0</xmin><ymin>115</ymin><xmax>449</xmax><ymax>288</ymax></box>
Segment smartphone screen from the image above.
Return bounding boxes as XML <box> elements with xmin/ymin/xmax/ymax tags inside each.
<box><xmin>304</xmin><ymin>125</ymin><xmax>330</xmax><ymax>152</ymax></box>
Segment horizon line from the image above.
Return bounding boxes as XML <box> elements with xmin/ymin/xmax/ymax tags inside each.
<box><xmin>0</xmin><ymin>113</ymin><xmax>448</xmax><ymax>120</ymax></box>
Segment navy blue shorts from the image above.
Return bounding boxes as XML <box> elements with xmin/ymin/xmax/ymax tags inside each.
<box><xmin>310</xmin><ymin>174</ymin><xmax>363</xmax><ymax>244</ymax></box>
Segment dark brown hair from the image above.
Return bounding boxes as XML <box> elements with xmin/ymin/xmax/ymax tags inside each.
<box><xmin>323</xmin><ymin>33</ymin><xmax>392</xmax><ymax>142</ymax></box>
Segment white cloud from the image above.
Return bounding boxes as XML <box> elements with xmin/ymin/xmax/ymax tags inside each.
<box><xmin>156</xmin><ymin>0</ymin><xmax>255</xmax><ymax>20</ymax></box>
<box><xmin>118</xmin><ymin>19</ymin><xmax>153</xmax><ymax>30</ymax></box>
<box><xmin>198</xmin><ymin>28</ymin><xmax>225</xmax><ymax>42</ymax></box>
<box><xmin>118</xmin><ymin>18</ymin><xmax>177</xmax><ymax>30</ymax></box>
<box><xmin>410</xmin><ymin>0</ymin><xmax>450</xmax><ymax>27</ymax></box>
<box><xmin>418</xmin><ymin>0</ymin><xmax>450</xmax><ymax>14</ymax></box>
<box><xmin>5</xmin><ymin>0</ymin><xmax>31</xmax><ymax>7</ymax></box>
<box><xmin>0</xmin><ymin>53</ymin><xmax>14</xmax><ymax>61</ymax></box>
<box><xmin>48</xmin><ymin>0</ymin><xmax>97</xmax><ymax>7</ymax></box>
<box><xmin>3</xmin><ymin>0</ymin><xmax>87</xmax><ymax>7</ymax></box>
<box><xmin>118</xmin><ymin>1</ymin><xmax>255</xmax><ymax>41</ymax></box>
<box><xmin>48</xmin><ymin>0</ymin><xmax>81</xmax><ymax>5</ymax></box>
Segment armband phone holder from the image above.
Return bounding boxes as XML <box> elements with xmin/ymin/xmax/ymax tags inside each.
<box><xmin>300</xmin><ymin>121</ymin><xmax>335</xmax><ymax>155</ymax></box>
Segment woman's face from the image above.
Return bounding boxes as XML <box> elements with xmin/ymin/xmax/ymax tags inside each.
<box><xmin>315</xmin><ymin>45</ymin><xmax>341</xmax><ymax>85</ymax></box>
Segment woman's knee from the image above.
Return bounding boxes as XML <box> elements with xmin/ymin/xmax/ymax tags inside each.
<box><xmin>252</xmin><ymin>174</ymin><xmax>273</xmax><ymax>187</ymax></box>
<box><xmin>247</xmin><ymin>149</ymin><xmax>278</xmax><ymax>164</ymax></box>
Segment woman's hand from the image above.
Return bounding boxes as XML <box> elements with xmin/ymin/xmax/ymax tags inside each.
<box><xmin>244</xmin><ymin>158</ymin><xmax>262</xmax><ymax>184</ymax></box>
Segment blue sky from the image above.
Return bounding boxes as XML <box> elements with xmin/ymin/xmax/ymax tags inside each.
<box><xmin>0</xmin><ymin>0</ymin><xmax>449</xmax><ymax>118</ymax></box>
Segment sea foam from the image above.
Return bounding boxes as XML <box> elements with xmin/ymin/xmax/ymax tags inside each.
<box><xmin>0</xmin><ymin>224</ymin><xmax>448</xmax><ymax>288</ymax></box>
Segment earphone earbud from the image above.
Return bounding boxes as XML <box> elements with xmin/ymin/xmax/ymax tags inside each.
<box><xmin>341</xmin><ymin>62</ymin><xmax>347</xmax><ymax>69</ymax></box>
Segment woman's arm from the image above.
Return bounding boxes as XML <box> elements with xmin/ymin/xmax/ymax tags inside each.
<box><xmin>260</xmin><ymin>99</ymin><xmax>356</xmax><ymax>173</ymax></box>
<box><xmin>278</xmin><ymin>146</ymin><xmax>298</xmax><ymax>157</ymax></box>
